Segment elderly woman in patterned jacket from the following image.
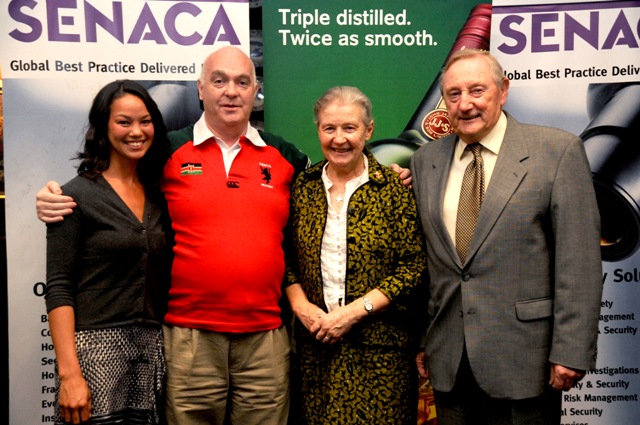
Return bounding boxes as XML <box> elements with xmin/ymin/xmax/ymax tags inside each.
<box><xmin>285</xmin><ymin>86</ymin><xmax>427</xmax><ymax>424</ymax></box>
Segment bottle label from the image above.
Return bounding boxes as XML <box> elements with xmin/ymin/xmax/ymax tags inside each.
<box><xmin>422</xmin><ymin>108</ymin><xmax>454</xmax><ymax>140</ymax></box>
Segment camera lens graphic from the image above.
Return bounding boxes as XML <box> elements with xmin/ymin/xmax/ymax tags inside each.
<box><xmin>582</xmin><ymin>83</ymin><xmax>640</xmax><ymax>262</ymax></box>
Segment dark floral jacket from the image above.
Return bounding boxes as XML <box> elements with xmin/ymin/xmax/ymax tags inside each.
<box><xmin>285</xmin><ymin>149</ymin><xmax>427</xmax><ymax>349</ymax></box>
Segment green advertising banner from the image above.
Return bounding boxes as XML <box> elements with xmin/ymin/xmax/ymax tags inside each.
<box><xmin>262</xmin><ymin>2</ymin><xmax>489</xmax><ymax>423</ymax></box>
<box><xmin>263</xmin><ymin>0</ymin><xmax>487</xmax><ymax>164</ymax></box>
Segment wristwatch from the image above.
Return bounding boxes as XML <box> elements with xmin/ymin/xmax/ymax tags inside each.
<box><xmin>363</xmin><ymin>297</ymin><xmax>374</xmax><ymax>315</ymax></box>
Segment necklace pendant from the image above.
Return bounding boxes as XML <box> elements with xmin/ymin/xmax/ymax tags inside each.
<box><xmin>335</xmin><ymin>193</ymin><xmax>344</xmax><ymax>203</ymax></box>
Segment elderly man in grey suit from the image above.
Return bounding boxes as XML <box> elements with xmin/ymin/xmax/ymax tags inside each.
<box><xmin>410</xmin><ymin>48</ymin><xmax>602</xmax><ymax>424</ymax></box>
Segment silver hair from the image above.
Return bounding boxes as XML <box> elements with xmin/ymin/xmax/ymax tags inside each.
<box><xmin>439</xmin><ymin>48</ymin><xmax>506</xmax><ymax>93</ymax></box>
<box><xmin>313</xmin><ymin>86</ymin><xmax>373</xmax><ymax>127</ymax></box>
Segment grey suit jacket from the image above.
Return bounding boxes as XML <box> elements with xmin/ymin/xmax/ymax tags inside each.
<box><xmin>410</xmin><ymin>113</ymin><xmax>602</xmax><ymax>399</ymax></box>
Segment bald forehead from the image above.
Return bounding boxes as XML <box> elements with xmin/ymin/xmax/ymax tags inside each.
<box><xmin>206</xmin><ymin>47</ymin><xmax>254</xmax><ymax>77</ymax></box>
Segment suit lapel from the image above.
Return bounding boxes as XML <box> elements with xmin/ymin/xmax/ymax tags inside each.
<box><xmin>466</xmin><ymin>115</ymin><xmax>529</xmax><ymax>263</ymax></box>
<box><xmin>428</xmin><ymin>137</ymin><xmax>462</xmax><ymax>267</ymax></box>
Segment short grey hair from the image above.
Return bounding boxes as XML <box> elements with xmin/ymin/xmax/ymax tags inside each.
<box><xmin>439</xmin><ymin>48</ymin><xmax>506</xmax><ymax>93</ymax></box>
<box><xmin>313</xmin><ymin>86</ymin><xmax>373</xmax><ymax>127</ymax></box>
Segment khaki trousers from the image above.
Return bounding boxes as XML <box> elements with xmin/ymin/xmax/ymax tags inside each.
<box><xmin>164</xmin><ymin>324</ymin><xmax>290</xmax><ymax>425</ymax></box>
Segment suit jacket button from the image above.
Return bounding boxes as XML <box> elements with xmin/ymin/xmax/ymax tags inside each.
<box><xmin>458</xmin><ymin>310</ymin><xmax>464</xmax><ymax>317</ymax></box>
<box><xmin>462</xmin><ymin>274</ymin><xmax>471</xmax><ymax>281</ymax></box>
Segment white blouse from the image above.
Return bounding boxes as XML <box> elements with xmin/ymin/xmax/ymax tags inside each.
<box><xmin>319</xmin><ymin>155</ymin><xmax>369</xmax><ymax>312</ymax></box>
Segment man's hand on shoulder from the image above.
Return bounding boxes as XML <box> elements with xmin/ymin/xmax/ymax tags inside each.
<box><xmin>389</xmin><ymin>163</ymin><xmax>412</xmax><ymax>188</ymax></box>
<box><xmin>36</xmin><ymin>181</ymin><xmax>76</xmax><ymax>223</ymax></box>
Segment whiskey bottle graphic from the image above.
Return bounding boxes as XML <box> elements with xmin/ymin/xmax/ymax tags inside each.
<box><xmin>581</xmin><ymin>82</ymin><xmax>640</xmax><ymax>262</ymax></box>
<box><xmin>369</xmin><ymin>4</ymin><xmax>492</xmax><ymax>168</ymax></box>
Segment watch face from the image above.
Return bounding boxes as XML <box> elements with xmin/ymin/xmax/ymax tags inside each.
<box><xmin>364</xmin><ymin>299</ymin><xmax>373</xmax><ymax>314</ymax></box>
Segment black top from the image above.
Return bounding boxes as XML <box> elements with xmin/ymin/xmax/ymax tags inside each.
<box><xmin>45</xmin><ymin>174</ymin><xmax>172</xmax><ymax>330</ymax></box>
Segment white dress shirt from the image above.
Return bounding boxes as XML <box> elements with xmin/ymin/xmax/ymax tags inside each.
<box><xmin>443</xmin><ymin>112</ymin><xmax>507</xmax><ymax>246</ymax></box>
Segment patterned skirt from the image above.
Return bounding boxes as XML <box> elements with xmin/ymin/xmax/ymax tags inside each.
<box><xmin>293</xmin><ymin>338</ymin><xmax>418</xmax><ymax>425</ymax></box>
<box><xmin>54</xmin><ymin>325</ymin><xmax>166</xmax><ymax>425</ymax></box>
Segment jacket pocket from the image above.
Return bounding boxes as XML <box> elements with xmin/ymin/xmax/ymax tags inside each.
<box><xmin>515</xmin><ymin>297</ymin><xmax>553</xmax><ymax>321</ymax></box>
<box><xmin>510</xmin><ymin>189</ymin><xmax>541</xmax><ymax>204</ymax></box>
